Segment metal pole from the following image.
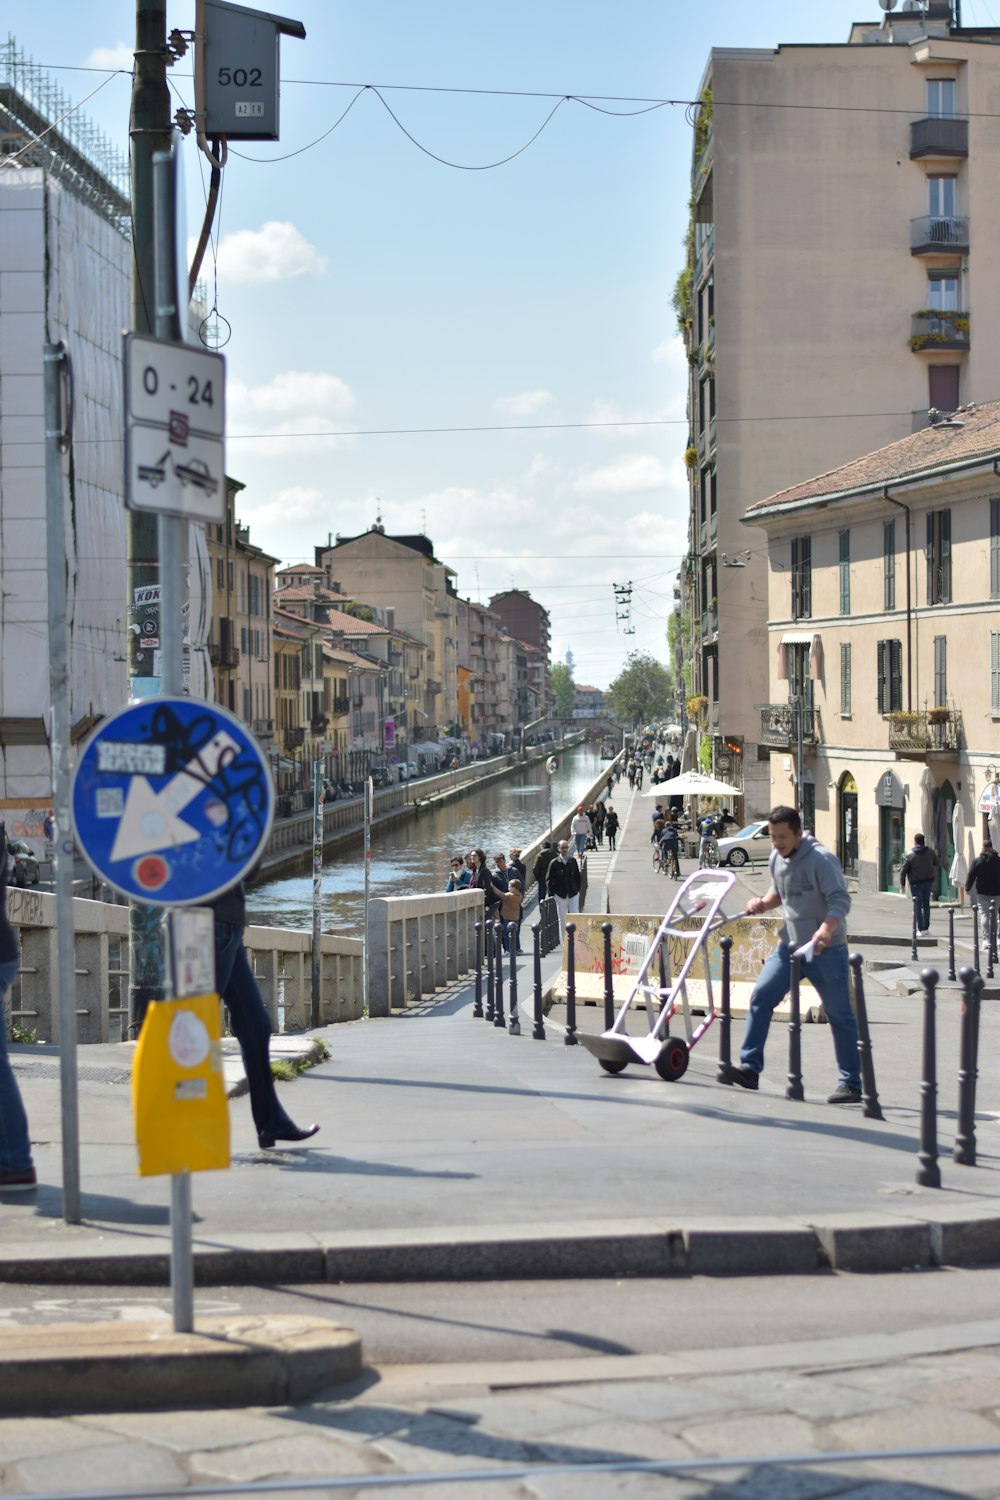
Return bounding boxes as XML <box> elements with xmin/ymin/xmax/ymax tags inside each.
<box><xmin>561</xmin><ymin>920</ymin><xmax>576</xmax><ymax>1045</ymax></box>
<box><xmin>954</xmin><ymin>966</ymin><xmax>978</xmax><ymax>1167</ymax></box>
<box><xmin>566</xmin><ymin>921</ymin><xmax>577</xmax><ymax>1037</ymax></box>
<box><xmin>716</xmin><ymin>934</ymin><xmax>732</xmax><ymax>1081</ymax></box>
<box><xmin>508</xmin><ymin>928</ymin><xmax>520</xmax><ymax>1036</ymax></box>
<box><xmin>602</xmin><ymin>921</ymin><xmax>615</xmax><ymax>1031</ymax></box>
<box><xmin>531</xmin><ymin>922</ymin><xmax>545</xmax><ymax>1041</ymax></box>
<box><xmin>973</xmin><ymin>904</ymin><xmax>980</xmax><ymax>977</ymax></box>
<box><xmin>947</xmin><ymin>905</ymin><xmax>956</xmax><ymax>983</ymax></box>
<box><xmin>795</xmin><ymin>692</ymin><xmax>804</xmax><ymax>820</ymax></box>
<box><xmin>311</xmin><ymin>761</ymin><xmax>322</xmax><ymax>1027</ymax></box>
<box><xmin>492</xmin><ymin>921</ymin><xmax>505</xmax><ymax>1028</ymax></box>
<box><xmin>786</xmin><ymin>953</ymin><xmax>804</xmax><ymax>1101</ymax></box>
<box><xmin>657</xmin><ymin>942</ymin><xmax>671</xmax><ymax>1038</ymax></box>
<box><xmin>43</xmin><ymin>342</ymin><xmax>81</xmax><ymax>1227</ymax></box>
<box><xmin>849</xmin><ymin>953</ymin><xmax>884</xmax><ymax>1121</ymax></box>
<box><xmin>917</xmin><ymin>967</ymin><xmax>942</xmax><ymax>1188</ymax></box>
<box><xmin>472</xmin><ymin>921</ymin><xmax>483</xmax><ymax>1019</ymax></box>
<box><xmin>910</xmin><ymin>898</ymin><xmax>919</xmax><ymax>964</ymax></box>
<box><xmin>363</xmin><ymin>777</ymin><xmax>372</xmax><ymax>1015</ymax></box>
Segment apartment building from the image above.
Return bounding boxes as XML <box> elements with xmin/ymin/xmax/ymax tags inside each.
<box><xmin>678</xmin><ymin>0</ymin><xmax>1000</xmax><ymax>814</ymax></box>
<box><xmin>746</xmin><ymin>399</ymin><xmax>1000</xmax><ymax>894</ymax></box>
<box><xmin>487</xmin><ymin>591</ymin><xmax>552</xmax><ymax>717</ymax></box>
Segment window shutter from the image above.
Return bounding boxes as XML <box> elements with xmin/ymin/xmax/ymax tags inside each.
<box><xmin>992</xmin><ymin>500</ymin><xmax>1000</xmax><ymax>599</ymax></box>
<box><xmin>841</xmin><ymin>643</ymin><xmax>852</xmax><ymax>715</ymax></box>
<box><xmin>940</xmin><ymin>509</ymin><xmax>952</xmax><ymax>603</ymax></box>
<box><xmin>839</xmin><ymin>531</ymin><xmax>850</xmax><ymax>615</ymax></box>
<box><xmin>890</xmin><ymin>640</ymin><xmax>903</xmax><ymax>712</ymax></box>
<box><xmin>993</xmin><ymin>633</ymin><xmax>1000</xmax><ymax>717</ymax></box>
<box><xmin>877</xmin><ymin>640</ymin><xmax>887</xmax><ymax>714</ymax></box>
<box><xmin>926</xmin><ymin>512</ymin><xmax>934</xmax><ymax>602</ymax></box>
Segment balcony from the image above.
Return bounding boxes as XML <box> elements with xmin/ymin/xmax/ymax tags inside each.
<box><xmin>332</xmin><ymin>696</ymin><xmax>350</xmax><ymax>715</ymax></box>
<box><xmin>251</xmin><ymin>718</ymin><xmax>274</xmax><ymax>738</ymax></box>
<box><xmin>310</xmin><ymin>715</ymin><xmax>328</xmax><ymax>733</ymax></box>
<box><xmin>284</xmin><ymin>725</ymin><xmax>305</xmax><ymax>748</ymax></box>
<box><xmin>886</xmin><ymin>708</ymin><xmax>963</xmax><ymax>756</ymax></box>
<box><xmin>757</xmin><ymin>703</ymin><xmax>820</xmax><ymax>749</ymax></box>
<box><xmin>909</xmin><ymin>309</ymin><xmax>970</xmax><ymax>352</ymax></box>
<box><xmin>208</xmin><ymin>642</ymin><xmax>239</xmax><ymax>669</ymax></box>
<box><xmin>427</xmin><ymin>678</ymin><xmax>442</xmax><ymax>694</ymax></box>
<box><xmin>911</xmin><ymin>214</ymin><xmax>969</xmax><ymax>256</ymax></box>
<box><xmin>910</xmin><ymin>116</ymin><xmax>968</xmax><ymax>160</ymax></box>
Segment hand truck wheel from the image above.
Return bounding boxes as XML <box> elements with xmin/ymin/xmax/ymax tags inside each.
<box><xmin>654</xmin><ymin>1037</ymin><xmax>689</xmax><ymax>1082</ymax></box>
<box><xmin>599</xmin><ymin>1056</ymin><xmax>629</xmax><ymax>1075</ymax></box>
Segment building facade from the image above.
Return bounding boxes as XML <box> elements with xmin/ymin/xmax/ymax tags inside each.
<box><xmin>677</xmin><ymin>0</ymin><xmax>1000</xmax><ymax>812</ymax></box>
<box><xmin>487</xmin><ymin>590</ymin><xmax>552</xmax><ymax>716</ymax></box>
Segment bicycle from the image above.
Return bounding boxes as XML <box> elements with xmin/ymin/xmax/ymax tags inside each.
<box><xmin>665</xmin><ymin>844</ymin><xmax>682</xmax><ymax>880</ymax></box>
<box><xmin>698</xmin><ymin>836</ymin><xmax>720</xmax><ymax>869</ymax></box>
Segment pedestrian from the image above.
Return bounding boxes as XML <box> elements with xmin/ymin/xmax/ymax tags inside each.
<box><xmin>546</xmin><ymin>839</ymin><xmax>582</xmax><ymax>935</ymax></box>
<box><xmin>627</xmin><ymin>765</ymin><xmax>636</xmax><ymax>791</ymax></box>
<box><xmin>508</xmin><ymin>848</ymin><xmax>527</xmax><ymax>891</ymax></box>
<box><xmin>532</xmin><ymin>840</ymin><xmax>557</xmax><ymax>907</ymax></box>
<box><xmin>492</xmin><ymin>852</ymin><xmax>511</xmax><ymax>892</ymax></box>
<box><xmin>445</xmin><ymin>855</ymin><xmax>471</xmax><ymax>891</ymax></box>
<box><xmin>469</xmin><ymin>848</ymin><xmax>504</xmax><ymax>926</ymax></box>
<box><xmin>606</xmin><ymin>774</ymin><xmax>614</xmax><ymax>798</ymax></box>
<box><xmin>591</xmin><ymin>800</ymin><xmax>606</xmax><ymax>846</ymax></box>
<box><xmin>964</xmin><ymin>838</ymin><xmax>1000</xmax><ymax>951</ymax></box>
<box><xmin>570</xmin><ymin>806</ymin><xmax>592</xmax><ymax>859</ymax></box>
<box><xmin>0</xmin><ymin>849</ymin><xmax>37</xmax><ymax>1190</ymax></box>
<box><xmin>500</xmin><ymin>879</ymin><xmax>523</xmax><ymax>952</ymax></box>
<box><xmin>722</xmin><ymin>804</ymin><xmax>862</xmax><ymax>1104</ymax></box>
<box><xmin>634</xmin><ymin>763</ymin><xmax>644</xmax><ymax>790</ymax></box>
<box><xmin>211</xmin><ymin>880</ymin><xmax>320</xmax><ymax>1151</ymax></box>
<box><xmin>899</xmin><ymin>832</ymin><xmax>939</xmax><ymax>937</ymax></box>
<box><xmin>605</xmin><ymin>805</ymin><xmax>620</xmax><ymax>851</ymax></box>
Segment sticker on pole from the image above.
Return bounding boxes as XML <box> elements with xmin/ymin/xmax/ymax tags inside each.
<box><xmin>71</xmin><ymin>697</ymin><xmax>273</xmax><ymax>904</ymax></box>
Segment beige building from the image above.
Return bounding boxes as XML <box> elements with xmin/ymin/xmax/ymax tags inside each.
<box><xmin>746</xmin><ymin>399</ymin><xmax>1000</xmax><ymax>894</ymax></box>
<box><xmin>678</xmin><ymin>0</ymin><xmax>1000</xmax><ymax>813</ymax></box>
<box><xmin>205</xmin><ymin>479</ymin><xmax>277</xmax><ymax>759</ymax></box>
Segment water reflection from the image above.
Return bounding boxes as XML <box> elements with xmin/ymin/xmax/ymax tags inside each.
<box><xmin>249</xmin><ymin>744</ymin><xmax>616</xmax><ymax>934</ymax></box>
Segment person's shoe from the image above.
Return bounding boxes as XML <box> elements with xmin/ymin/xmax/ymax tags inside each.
<box><xmin>0</xmin><ymin>1167</ymin><xmax>37</xmax><ymax>1191</ymax></box>
<box><xmin>827</xmin><ymin>1083</ymin><xmax>863</xmax><ymax>1104</ymax></box>
<box><xmin>723</xmin><ymin>1064</ymin><xmax>759</xmax><ymax>1091</ymax></box>
<box><xmin>257</xmin><ymin>1123</ymin><xmax>320</xmax><ymax>1150</ymax></box>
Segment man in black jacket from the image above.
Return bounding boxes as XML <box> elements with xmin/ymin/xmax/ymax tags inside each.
<box><xmin>546</xmin><ymin>839</ymin><xmax>582</xmax><ymax>934</ymax></box>
<box><xmin>965</xmin><ymin>838</ymin><xmax>1000</xmax><ymax>950</ymax></box>
<box><xmin>532</xmin><ymin>841</ymin><xmax>557</xmax><ymax>906</ymax></box>
<box><xmin>899</xmin><ymin>833</ymin><xmax>939</xmax><ymax>936</ymax></box>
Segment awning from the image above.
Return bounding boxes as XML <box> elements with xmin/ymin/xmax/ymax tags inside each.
<box><xmin>780</xmin><ymin>631</ymin><xmax>815</xmax><ymax>645</ymax></box>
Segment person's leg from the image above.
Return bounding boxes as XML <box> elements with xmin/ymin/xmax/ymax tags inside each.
<box><xmin>217</xmin><ymin>933</ymin><xmax>296</xmax><ymax>1138</ymax></box>
<box><xmin>920</xmin><ymin>880</ymin><xmax>932</xmax><ymax>931</ymax></box>
<box><xmin>977</xmin><ymin>894</ymin><xmax>992</xmax><ymax>946</ymax></box>
<box><xmin>739</xmin><ymin>944</ymin><xmax>791</xmax><ymax>1075</ymax></box>
<box><xmin>567</xmin><ymin>894</ymin><xmax>580</xmax><ymax>919</ymax></box>
<box><xmin>0</xmin><ymin>958</ymin><xmax>33</xmax><ymax>1176</ymax></box>
<box><xmin>803</xmin><ymin>944</ymin><xmax>861</xmax><ymax>1088</ymax></box>
<box><xmin>553</xmin><ymin>894</ymin><xmax>567</xmax><ymax>934</ymax></box>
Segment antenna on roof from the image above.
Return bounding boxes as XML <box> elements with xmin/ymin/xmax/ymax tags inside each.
<box><xmin>879</xmin><ymin>0</ymin><xmax>899</xmax><ymax>9</ymax></box>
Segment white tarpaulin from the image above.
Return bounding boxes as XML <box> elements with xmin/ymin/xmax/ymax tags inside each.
<box><xmin>950</xmin><ymin>800</ymin><xmax>968</xmax><ymax>890</ymax></box>
<box><xmin>642</xmin><ymin>770</ymin><xmax>742</xmax><ymax>798</ymax></box>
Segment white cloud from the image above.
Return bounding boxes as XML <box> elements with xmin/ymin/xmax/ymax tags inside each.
<box><xmin>493</xmin><ymin>389</ymin><xmax>553</xmax><ymax>418</ymax></box>
<box><xmin>652</xmin><ymin>335</ymin><xmax>687</xmax><ymax>367</ymax></box>
<box><xmin>213</xmin><ymin>222</ymin><xmax>327</xmax><ymax>285</ymax></box>
<box><xmin>85</xmin><ymin>42</ymin><xmax>133</xmax><ymax>71</ymax></box>
<box><xmin>565</xmin><ymin>453</ymin><xmax>675</xmax><ymax>498</ymax></box>
<box><xmin>228</xmin><ymin>370</ymin><xmax>357</xmax><ymax>455</ymax></box>
<box><xmin>243</xmin><ymin>485</ymin><xmax>327</xmax><ymax>532</ymax></box>
<box><xmin>588</xmin><ymin>390</ymin><xmax>686</xmax><ymax>443</ymax></box>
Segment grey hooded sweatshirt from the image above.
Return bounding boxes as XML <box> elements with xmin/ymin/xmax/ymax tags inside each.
<box><xmin>768</xmin><ymin>832</ymin><xmax>851</xmax><ymax>950</ymax></box>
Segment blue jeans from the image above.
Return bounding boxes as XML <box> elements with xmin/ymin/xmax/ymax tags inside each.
<box><xmin>740</xmin><ymin>942</ymin><xmax>860</xmax><ymax>1088</ymax></box>
<box><xmin>909</xmin><ymin>879</ymin><xmax>932</xmax><ymax>932</ymax></box>
<box><xmin>0</xmin><ymin>957</ymin><xmax>33</xmax><ymax>1174</ymax></box>
<box><xmin>574</xmin><ymin>834</ymin><xmax>587</xmax><ymax>858</ymax></box>
<box><xmin>214</xmin><ymin>921</ymin><xmax>296</xmax><ymax>1139</ymax></box>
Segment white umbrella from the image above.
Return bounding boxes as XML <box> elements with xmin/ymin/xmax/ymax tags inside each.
<box><xmin>679</xmin><ymin>727</ymin><xmax>698</xmax><ymax>774</ymax></box>
<box><xmin>641</xmin><ymin>770</ymin><xmax>742</xmax><ymax>798</ymax></box>
<box><xmin>918</xmin><ymin>765</ymin><xmax>935</xmax><ymax>838</ymax></box>
<box><xmin>950</xmin><ymin>800</ymin><xmax>968</xmax><ymax>890</ymax></box>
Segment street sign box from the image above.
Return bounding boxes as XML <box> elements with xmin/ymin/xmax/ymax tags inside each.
<box><xmin>198</xmin><ymin>0</ymin><xmax>306</xmax><ymax>141</ymax></box>
<box><xmin>124</xmin><ymin>333</ymin><xmax>225</xmax><ymax>522</ymax></box>
<box><xmin>72</xmin><ymin>697</ymin><xmax>273</xmax><ymax>905</ymax></box>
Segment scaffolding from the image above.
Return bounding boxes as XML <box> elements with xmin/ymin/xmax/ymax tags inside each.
<box><xmin>0</xmin><ymin>35</ymin><xmax>131</xmax><ymax>235</ymax></box>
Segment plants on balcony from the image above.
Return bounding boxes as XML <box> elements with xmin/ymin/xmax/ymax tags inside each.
<box><xmin>908</xmin><ymin>332</ymin><xmax>952</xmax><ymax>350</ymax></box>
<box><xmin>684</xmin><ymin>444</ymin><xmax>698</xmax><ymax>469</ymax></box>
<box><xmin>928</xmin><ymin>706</ymin><xmax>950</xmax><ymax>724</ymax></box>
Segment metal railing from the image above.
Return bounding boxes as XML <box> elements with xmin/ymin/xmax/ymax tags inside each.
<box><xmin>886</xmin><ymin>708</ymin><xmax>963</xmax><ymax>753</ymax></box>
<box><xmin>910</xmin><ymin>214</ymin><xmax>969</xmax><ymax>254</ymax></box>
<box><xmin>757</xmin><ymin>703</ymin><xmax>820</xmax><ymax>748</ymax></box>
<box><xmin>910</xmin><ymin>115</ymin><xmax>968</xmax><ymax>159</ymax></box>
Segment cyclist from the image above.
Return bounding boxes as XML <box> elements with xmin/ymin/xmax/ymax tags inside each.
<box><xmin>698</xmin><ymin>812</ymin><xmax>720</xmax><ymax>868</ymax></box>
<box><xmin>651</xmin><ymin>819</ymin><xmax>666</xmax><ymax>872</ymax></box>
<box><xmin>659</xmin><ymin>817</ymin><xmax>682</xmax><ymax>879</ymax></box>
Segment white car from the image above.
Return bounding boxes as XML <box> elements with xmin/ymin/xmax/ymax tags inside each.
<box><xmin>717</xmin><ymin>820</ymin><xmax>772</xmax><ymax>868</ymax></box>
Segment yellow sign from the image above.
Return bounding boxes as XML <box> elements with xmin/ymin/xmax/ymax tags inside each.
<box><xmin>132</xmin><ymin>994</ymin><xmax>230</xmax><ymax>1176</ymax></box>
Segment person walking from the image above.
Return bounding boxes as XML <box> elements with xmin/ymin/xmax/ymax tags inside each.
<box><xmin>627</xmin><ymin>764</ymin><xmax>636</xmax><ymax>791</ymax></box>
<box><xmin>532</xmin><ymin>840</ymin><xmax>557</xmax><ymax>907</ymax></box>
<box><xmin>591</xmin><ymin>800</ymin><xmax>606</xmax><ymax>846</ymax></box>
<box><xmin>492</xmin><ymin>852</ymin><xmax>511</xmax><ymax>892</ymax></box>
<box><xmin>722</xmin><ymin>805</ymin><xmax>862</xmax><ymax>1104</ymax></box>
<box><xmin>964</xmin><ymin>838</ymin><xmax>1000</xmax><ymax>951</ymax></box>
<box><xmin>570</xmin><ymin>806</ymin><xmax>592</xmax><ymax>859</ymax></box>
<box><xmin>469</xmin><ymin>848</ymin><xmax>504</xmax><ymax>927</ymax></box>
<box><xmin>508</xmin><ymin>848</ymin><xmax>527</xmax><ymax>891</ymax></box>
<box><xmin>899</xmin><ymin>832</ymin><xmax>939</xmax><ymax>937</ymax></box>
<box><xmin>0</xmin><ymin>850</ymin><xmax>37</xmax><ymax>1190</ymax></box>
<box><xmin>546</xmin><ymin>839</ymin><xmax>582</xmax><ymax>935</ymax></box>
<box><xmin>605</xmin><ymin>805</ymin><xmax>620</xmax><ymax>851</ymax></box>
<box><xmin>211</xmin><ymin>880</ymin><xmax>320</xmax><ymax>1151</ymax></box>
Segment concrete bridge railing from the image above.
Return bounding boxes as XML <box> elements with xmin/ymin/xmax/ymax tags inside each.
<box><xmin>366</xmin><ymin>889</ymin><xmax>484</xmax><ymax>1016</ymax></box>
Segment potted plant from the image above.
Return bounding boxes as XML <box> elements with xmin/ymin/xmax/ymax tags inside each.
<box><xmin>928</xmin><ymin>706</ymin><xmax>949</xmax><ymax>725</ymax></box>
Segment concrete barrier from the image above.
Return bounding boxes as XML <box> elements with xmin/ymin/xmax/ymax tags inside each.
<box><xmin>366</xmin><ymin>888</ymin><xmax>483</xmax><ymax>1016</ymax></box>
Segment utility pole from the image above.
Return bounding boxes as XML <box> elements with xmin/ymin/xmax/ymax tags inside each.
<box><xmin>127</xmin><ymin>0</ymin><xmax>173</xmax><ymax>1032</ymax></box>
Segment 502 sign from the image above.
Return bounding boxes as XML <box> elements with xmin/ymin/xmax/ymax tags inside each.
<box><xmin>216</xmin><ymin>66</ymin><xmax>262</xmax><ymax>87</ymax></box>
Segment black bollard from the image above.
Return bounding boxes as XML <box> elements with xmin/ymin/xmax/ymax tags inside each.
<box><xmin>602</xmin><ymin>921</ymin><xmax>615</xmax><ymax>1032</ymax></box>
<box><xmin>947</xmin><ymin>906</ymin><xmax>956</xmax><ymax>983</ymax></box>
<box><xmin>954</xmin><ymin>966</ymin><xmax>980</xmax><ymax>1166</ymax></box>
<box><xmin>657</xmin><ymin>942</ymin><xmax>671</xmax><ymax>1039</ymax></box>
<box><xmin>910</xmin><ymin>900</ymin><xmax>918</xmax><ymax>963</ymax></box>
<box><xmin>917</xmin><ymin>967</ymin><xmax>942</xmax><ymax>1188</ymax></box>
<box><xmin>566</xmin><ymin>921</ymin><xmax>577</xmax><ymax>1038</ymax></box>
<box><xmin>532</xmin><ymin>919</ymin><xmax>546</xmax><ymax>1041</ymax></box>
<box><xmin>716</xmin><ymin>935</ymin><xmax>732</xmax><ymax>1082</ymax></box>
<box><xmin>971</xmin><ymin>971</ymin><xmax>984</xmax><ymax>1124</ymax></box>
<box><xmin>473</xmin><ymin>921</ymin><xmax>484</xmax><ymax>1019</ymax></box>
<box><xmin>507</xmin><ymin>924</ymin><xmax>520</xmax><ymax>1036</ymax></box>
<box><xmin>849</xmin><ymin>953</ymin><xmax>884</xmax><ymax>1121</ymax></box>
<box><xmin>989</xmin><ymin>906</ymin><xmax>997</xmax><ymax>981</ymax></box>
<box><xmin>492</xmin><ymin>921</ymin><xmax>506</xmax><ymax>1028</ymax></box>
<box><xmin>561</xmin><ymin>919</ymin><xmax>577</xmax><ymax>1046</ymax></box>
<box><xmin>973</xmin><ymin>904</ymin><xmax>980</xmax><ymax>978</ymax></box>
<box><xmin>786</xmin><ymin>953</ymin><xmax>804</xmax><ymax>1101</ymax></box>
<box><xmin>484</xmin><ymin>915</ymin><xmax>495</xmax><ymax>1023</ymax></box>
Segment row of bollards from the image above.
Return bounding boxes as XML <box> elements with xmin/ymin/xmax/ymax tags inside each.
<box><xmin>917</xmin><ymin>965</ymin><xmax>984</xmax><ymax>1187</ymax></box>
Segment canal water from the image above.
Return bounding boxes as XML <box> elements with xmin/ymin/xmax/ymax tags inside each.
<box><xmin>247</xmin><ymin>743</ymin><xmax>616</xmax><ymax>935</ymax></box>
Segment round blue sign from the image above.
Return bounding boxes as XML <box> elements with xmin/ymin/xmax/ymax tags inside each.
<box><xmin>71</xmin><ymin>697</ymin><xmax>274</xmax><ymax>905</ymax></box>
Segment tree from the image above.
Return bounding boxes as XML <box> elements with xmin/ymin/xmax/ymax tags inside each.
<box><xmin>550</xmin><ymin>662</ymin><xmax>575</xmax><ymax>718</ymax></box>
<box><xmin>606</xmin><ymin>652</ymin><xmax>674</xmax><ymax>726</ymax></box>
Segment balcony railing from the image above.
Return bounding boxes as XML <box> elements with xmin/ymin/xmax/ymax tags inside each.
<box><xmin>910</xmin><ymin>116</ymin><xmax>968</xmax><ymax>160</ymax></box>
<box><xmin>757</xmin><ymin>703</ymin><xmax>820</xmax><ymax>749</ymax></box>
<box><xmin>427</xmin><ymin>678</ymin><xmax>442</xmax><ymax>694</ymax></box>
<box><xmin>208</xmin><ymin>642</ymin><xmax>239</xmax><ymax>669</ymax></box>
<box><xmin>251</xmin><ymin>718</ymin><xmax>274</xmax><ymax>737</ymax></box>
<box><xmin>909</xmin><ymin>309</ymin><xmax>970</xmax><ymax>352</ymax></box>
<box><xmin>886</xmin><ymin>708</ymin><xmax>963</xmax><ymax>754</ymax></box>
<box><xmin>332</xmin><ymin>696</ymin><xmax>351</xmax><ymax>715</ymax></box>
<box><xmin>911</xmin><ymin>214</ymin><xmax>969</xmax><ymax>256</ymax></box>
<box><xmin>284</xmin><ymin>725</ymin><xmax>305</xmax><ymax>748</ymax></box>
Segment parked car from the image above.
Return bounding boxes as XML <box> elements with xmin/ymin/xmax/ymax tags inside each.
<box><xmin>716</xmin><ymin>820</ymin><xmax>772</xmax><ymax>868</ymax></box>
<box><xmin>6</xmin><ymin>839</ymin><xmax>40</xmax><ymax>887</ymax></box>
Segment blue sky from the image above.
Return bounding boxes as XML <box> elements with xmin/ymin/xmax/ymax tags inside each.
<box><xmin>9</xmin><ymin>1</ymin><xmax>996</xmax><ymax>686</ymax></box>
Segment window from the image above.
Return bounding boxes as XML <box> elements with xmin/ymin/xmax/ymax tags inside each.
<box><xmin>928</xmin><ymin>272</ymin><xmax>959</xmax><ymax>312</ymax></box>
<box><xmin>884</xmin><ymin>520</ymin><xmax>896</xmax><ymax>611</ymax></box>
<box><xmin>926</xmin><ymin>509</ymin><xmax>952</xmax><ymax>604</ymax></box>
<box><xmin>927</xmin><ymin>78</ymin><xmax>956</xmax><ymax>118</ymax></box>
<box><xmin>840</xmin><ymin>642</ymin><xmax>852</xmax><ymax>716</ymax></box>
<box><xmin>933</xmin><ymin>635</ymin><xmax>947</xmax><ymax>707</ymax></box>
<box><xmin>216</xmin><ymin>558</ymin><xmax>224</xmax><ymax>589</ymax></box>
<box><xmin>877</xmin><ymin>639</ymin><xmax>903</xmax><ymax>714</ymax></box>
<box><xmin>839</xmin><ymin>530</ymin><xmax>850</xmax><ymax>616</ymax></box>
<box><xmin>788</xmin><ymin>643</ymin><xmax>814</xmax><ymax>715</ymax></box>
<box><xmin>993</xmin><ymin>634</ymin><xmax>1000</xmax><ymax>716</ymax></box>
<box><xmin>791</xmin><ymin>536</ymin><xmax>811</xmax><ymax>619</ymax></box>
<box><xmin>928</xmin><ymin>174</ymin><xmax>957</xmax><ymax>219</ymax></box>
<box><xmin>929</xmin><ymin>365</ymin><xmax>959</xmax><ymax>413</ymax></box>
<box><xmin>991</xmin><ymin>498</ymin><xmax>1000</xmax><ymax>599</ymax></box>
